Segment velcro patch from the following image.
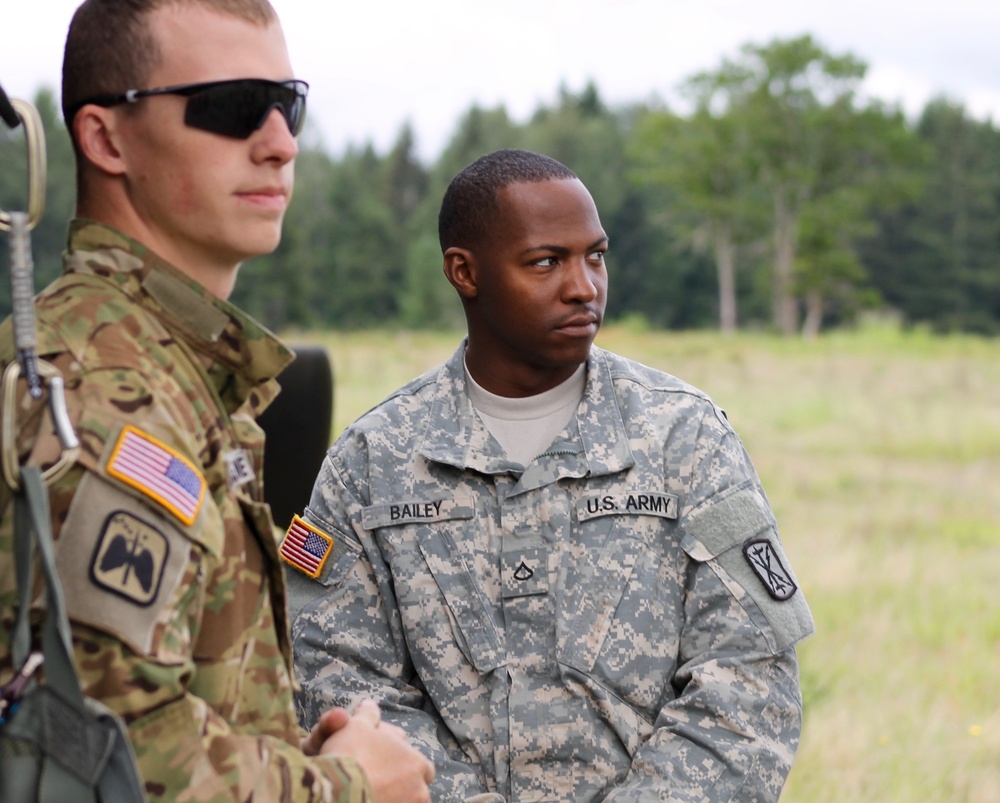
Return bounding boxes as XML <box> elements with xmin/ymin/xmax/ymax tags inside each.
<box><xmin>106</xmin><ymin>425</ymin><xmax>206</xmax><ymax>525</ymax></box>
<box><xmin>743</xmin><ymin>538</ymin><xmax>798</xmax><ymax>601</ymax></box>
<box><xmin>224</xmin><ymin>448</ymin><xmax>256</xmax><ymax>490</ymax></box>
<box><xmin>577</xmin><ymin>491</ymin><xmax>678</xmax><ymax>522</ymax></box>
<box><xmin>280</xmin><ymin>515</ymin><xmax>334</xmax><ymax>578</ymax></box>
<box><xmin>90</xmin><ymin>511</ymin><xmax>170</xmax><ymax>606</ymax></box>
<box><xmin>362</xmin><ymin>496</ymin><xmax>475</xmax><ymax>529</ymax></box>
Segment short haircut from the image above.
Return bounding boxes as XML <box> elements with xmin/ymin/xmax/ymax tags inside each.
<box><xmin>438</xmin><ymin>148</ymin><xmax>577</xmax><ymax>253</ymax></box>
<box><xmin>61</xmin><ymin>0</ymin><xmax>278</xmax><ymax>132</ymax></box>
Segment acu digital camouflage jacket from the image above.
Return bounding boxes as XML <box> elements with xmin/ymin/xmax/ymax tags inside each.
<box><xmin>287</xmin><ymin>342</ymin><xmax>815</xmax><ymax>802</ymax></box>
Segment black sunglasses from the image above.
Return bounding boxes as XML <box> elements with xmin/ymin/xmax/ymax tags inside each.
<box><xmin>71</xmin><ymin>78</ymin><xmax>308</xmax><ymax>139</ymax></box>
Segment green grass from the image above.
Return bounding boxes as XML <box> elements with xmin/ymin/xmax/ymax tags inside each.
<box><xmin>280</xmin><ymin>324</ymin><xmax>1000</xmax><ymax>801</ymax></box>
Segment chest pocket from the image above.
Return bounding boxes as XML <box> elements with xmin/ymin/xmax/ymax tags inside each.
<box><xmin>363</xmin><ymin>496</ymin><xmax>504</xmax><ymax>675</ymax></box>
<box><xmin>561</xmin><ymin>492</ymin><xmax>677</xmax><ymax>672</ymax></box>
<box><xmin>560</xmin><ymin>518</ymin><xmax>646</xmax><ymax>672</ymax></box>
<box><xmin>558</xmin><ymin>492</ymin><xmax>685</xmax><ymax>717</ymax></box>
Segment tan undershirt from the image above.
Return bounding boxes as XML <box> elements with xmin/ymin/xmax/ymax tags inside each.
<box><xmin>464</xmin><ymin>358</ymin><xmax>586</xmax><ymax>467</ymax></box>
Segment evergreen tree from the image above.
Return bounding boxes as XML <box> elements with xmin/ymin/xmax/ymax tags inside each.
<box><xmin>861</xmin><ymin>99</ymin><xmax>1000</xmax><ymax>333</ymax></box>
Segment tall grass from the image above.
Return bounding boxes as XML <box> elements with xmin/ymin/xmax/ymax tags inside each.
<box><xmin>281</xmin><ymin>324</ymin><xmax>1000</xmax><ymax>802</ymax></box>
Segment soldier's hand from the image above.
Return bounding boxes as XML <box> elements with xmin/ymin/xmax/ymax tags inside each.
<box><xmin>301</xmin><ymin>706</ymin><xmax>352</xmax><ymax>756</ymax></box>
<box><xmin>319</xmin><ymin>699</ymin><xmax>435</xmax><ymax>803</ymax></box>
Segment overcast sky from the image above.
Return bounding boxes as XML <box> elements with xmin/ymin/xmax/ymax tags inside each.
<box><xmin>3</xmin><ymin>0</ymin><xmax>999</xmax><ymax>161</ymax></box>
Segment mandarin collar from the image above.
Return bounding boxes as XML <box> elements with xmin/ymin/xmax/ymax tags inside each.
<box><xmin>64</xmin><ymin>219</ymin><xmax>294</xmax><ymax>387</ymax></box>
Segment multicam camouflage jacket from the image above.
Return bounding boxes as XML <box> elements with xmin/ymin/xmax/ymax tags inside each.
<box><xmin>0</xmin><ymin>220</ymin><xmax>371</xmax><ymax>802</ymax></box>
<box><xmin>287</xmin><ymin>342</ymin><xmax>815</xmax><ymax>803</ymax></box>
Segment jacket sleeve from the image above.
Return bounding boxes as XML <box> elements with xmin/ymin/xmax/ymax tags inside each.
<box><xmin>604</xmin><ymin>575</ymin><xmax>805</xmax><ymax>801</ymax></box>
<box><xmin>606</xmin><ymin>428</ymin><xmax>814</xmax><ymax>802</ymax></box>
<box><xmin>40</xmin><ymin>462</ymin><xmax>373</xmax><ymax>803</ymax></box>
<box><xmin>289</xmin><ymin>455</ymin><xmax>502</xmax><ymax>803</ymax></box>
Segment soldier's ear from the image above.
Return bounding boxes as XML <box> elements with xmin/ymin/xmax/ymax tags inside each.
<box><xmin>443</xmin><ymin>247</ymin><xmax>479</xmax><ymax>300</ymax></box>
<box><xmin>73</xmin><ymin>105</ymin><xmax>127</xmax><ymax>176</ymax></box>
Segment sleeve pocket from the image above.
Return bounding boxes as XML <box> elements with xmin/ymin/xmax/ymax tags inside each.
<box><xmin>682</xmin><ymin>487</ymin><xmax>815</xmax><ymax>653</ymax></box>
<box><xmin>282</xmin><ymin>512</ymin><xmax>362</xmax><ymax>623</ymax></box>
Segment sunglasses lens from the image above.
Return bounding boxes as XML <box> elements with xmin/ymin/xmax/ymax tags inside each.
<box><xmin>184</xmin><ymin>81</ymin><xmax>306</xmax><ymax>139</ymax></box>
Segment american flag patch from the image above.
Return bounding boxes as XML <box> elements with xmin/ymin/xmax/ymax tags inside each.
<box><xmin>280</xmin><ymin>515</ymin><xmax>334</xmax><ymax>579</ymax></box>
<box><xmin>106</xmin><ymin>425</ymin><xmax>206</xmax><ymax>526</ymax></box>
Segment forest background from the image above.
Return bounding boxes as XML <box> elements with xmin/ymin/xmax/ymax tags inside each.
<box><xmin>2</xmin><ymin>34</ymin><xmax>1000</xmax><ymax>336</ymax></box>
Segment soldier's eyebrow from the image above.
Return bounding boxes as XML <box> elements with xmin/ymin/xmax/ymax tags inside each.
<box><xmin>520</xmin><ymin>236</ymin><xmax>608</xmax><ymax>257</ymax></box>
<box><xmin>521</xmin><ymin>244</ymin><xmax>570</xmax><ymax>256</ymax></box>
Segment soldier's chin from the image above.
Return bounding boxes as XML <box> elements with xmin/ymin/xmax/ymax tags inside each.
<box><xmin>238</xmin><ymin>227</ymin><xmax>284</xmax><ymax>260</ymax></box>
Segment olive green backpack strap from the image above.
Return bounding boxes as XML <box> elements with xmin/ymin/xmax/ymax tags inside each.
<box><xmin>0</xmin><ymin>467</ymin><xmax>148</xmax><ymax>802</ymax></box>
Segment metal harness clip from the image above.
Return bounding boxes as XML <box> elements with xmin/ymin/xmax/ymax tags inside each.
<box><xmin>1</xmin><ymin>89</ymin><xmax>80</xmax><ymax>491</ymax></box>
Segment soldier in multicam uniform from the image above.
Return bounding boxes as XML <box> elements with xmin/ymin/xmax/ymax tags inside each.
<box><xmin>0</xmin><ymin>1</ymin><xmax>434</xmax><ymax>801</ymax></box>
<box><xmin>285</xmin><ymin>149</ymin><xmax>815</xmax><ymax>802</ymax></box>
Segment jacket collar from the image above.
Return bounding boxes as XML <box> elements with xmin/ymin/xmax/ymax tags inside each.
<box><xmin>63</xmin><ymin>219</ymin><xmax>294</xmax><ymax>410</ymax></box>
<box><xmin>418</xmin><ymin>341</ymin><xmax>634</xmax><ymax>488</ymax></box>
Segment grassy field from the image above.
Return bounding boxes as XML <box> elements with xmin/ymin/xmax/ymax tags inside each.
<box><xmin>282</xmin><ymin>322</ymin><xmax>1000</xmax><ymax>802</ymax></box>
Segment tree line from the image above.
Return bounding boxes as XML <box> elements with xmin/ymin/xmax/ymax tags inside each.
<box><xmin>3</xmin><ymin>35</ymin><xmax>999</xmax><ymax>336</ymax></box>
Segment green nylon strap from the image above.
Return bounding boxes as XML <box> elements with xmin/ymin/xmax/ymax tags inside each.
<box><xmin>5</xmin><ymin>466</ymin><xmax>148</xmax><ymax>801</ymax></box>
<box><xmin>39</xmin><ymin>750</ymin><xmax>98</xmax><ymax>803</ymax></box>
<box><xmin>12</xmin><ymin>467</ymin><xmax>84</xmax><ymax>707</ymax></box>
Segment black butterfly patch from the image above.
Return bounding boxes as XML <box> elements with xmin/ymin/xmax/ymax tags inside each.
<box><xmin>90</xmin><ymin>511</ymin><xmax>170</xmax><ymax>607</ymax></box>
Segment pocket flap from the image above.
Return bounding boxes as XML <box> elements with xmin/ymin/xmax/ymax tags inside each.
<box><xmin>681</xmin><ymin>488</ymin><xmax>771</xmax><ymax>560</ymax></box>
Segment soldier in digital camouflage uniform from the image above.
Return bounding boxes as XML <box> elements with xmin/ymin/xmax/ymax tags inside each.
<box><xmin>286</xmin><ymin>149</ymin><xmax>815</xmax><ymax>802</ymax></box>
<box><xmin>0</xmin><ymin>1</ymin><xmax>434</xmax><ymax>801</ymax></box>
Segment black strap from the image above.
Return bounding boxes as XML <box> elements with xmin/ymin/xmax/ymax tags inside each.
<box><xmin>0</xmin><ymin>83</ymin><xmax>19</xmax><ymax>129</ymax></box>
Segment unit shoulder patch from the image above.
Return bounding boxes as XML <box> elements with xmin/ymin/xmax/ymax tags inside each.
<box><xmin>280</xmin><ymin>515</ymin><xmax>334</xmax><ymax>579</ymax></box>
<box><xmin>743</xmin><ymin>538</ymin><xmax>798</xmax><ymax>601</ymax></box>
<box><xmin>105</xmin><ymin>425</ymin><xmax>206</xmax><ymax>525</ymax></box>
<box><xmin>52</xmin><ymin>472</ymin><xmax>193</xmax><ymax>656</ymax></box>
<box><xmin>90</xmin><ymin>511</ymin><xmax>170</xmax><ymax>606</ymax></box>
